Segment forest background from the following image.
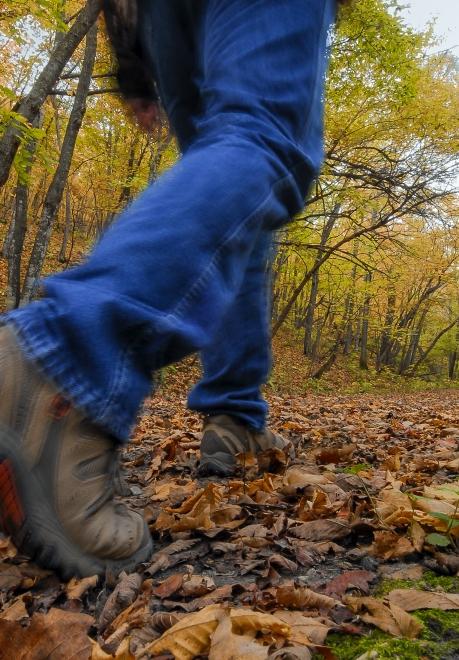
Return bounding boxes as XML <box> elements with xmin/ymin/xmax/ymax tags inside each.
<box><xmin>0</xmin><ymin>0</ymin><xmax>458</xmax><ymax>398</ymax></box>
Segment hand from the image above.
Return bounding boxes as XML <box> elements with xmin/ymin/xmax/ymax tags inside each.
<box><xmin>126</xmin><ymin>98</ymin><xmax>160</xmax><ymax>133</ymax></box>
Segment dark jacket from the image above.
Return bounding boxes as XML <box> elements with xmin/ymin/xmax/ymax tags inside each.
<box><xmin>103</xmin><ymin>0</ymin><xmax>348</xmax><ymax>103</ymax></box>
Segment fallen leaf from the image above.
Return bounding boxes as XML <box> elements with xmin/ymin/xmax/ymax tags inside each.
<box><xmin>98</xmin><ymin>573</ymin><xmax>143</xmax><ymax>632</ymax></box>
<box><xmin>289</xmin><ymin>520</ymin><xmax>351</xmax><ymax>542</ymax></box>
<box><xmin>274</xmin><ymin>610</ymin><xmax>331</xmax><ymax>645</ymax></box>
<box><xmin>0</xmin><ymin>608</ymin><xmax>94</xmax><ymax>659</ymax></box>
<box><xmin>315</xmin><ymin>445</ymin><xmax>356</xmax><ymax>465</ymax></box>
<box><xmin>145</xmin><ymin>604</ymin><xmax>224</xmax><ymax>659</ymax></box>
<box><xmin>0</xmin><ymin>596</ymin><xmax>28</xmax><ymax>621</ymax></box>
<box><xmin>323</xmin><ymin>570</ymin><xmax>376</xmax><ymax>599</ymax></box>
<box><xmin>276</xmin><ymin>586</ymin><xmax>339</xmax><ymax>612</ymax></box>
<box><xmin>282</xmin><ymin>468</ymin><xmax>331</xmax><ymax>496</ymax></box>
<box><xmin>67</xmin><ymin>575</ymin><xmax>99</xmax><ymax>601</ymax></box>
<box><xmin>387</xmin><ymin>589</ymin><xmax>459</xmax><ymax>611</ymax></box>
<box><xmin>369</xmin><ymin>531</ymin><xmax>414</xmax><ymax>560</ymax></box>
<box><xmin>270</xmin><ymin>646</ymin><xmax>312</xmax><ymax>660</ymax></box>
<box><xmin>344</xmin><ymin>596</ymin><xmax>422</xmax><ymax>638</ymax></box>
<box><xmin>0</xmin><ymin>563</ymin><xmax>24</xmax><ymax>591</ymax></box>
<box><xmin>208</xmin><ymin>614</ymin><xmax>269</xmax><ymax>659</ymax></box>
<box><xmin>152</xmin><ymin>573</ymin><xmax>184</xmax><ymax>599</ymax></box>
<box><xmin>181</xmin><ymin>574</ymin><xmax>216</xmax><ymax>597</ymax></box>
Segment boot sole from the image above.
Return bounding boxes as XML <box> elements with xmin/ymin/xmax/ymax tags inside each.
<box><xmin>198</xmin><ymin>451</ymin><xmax>235</xmax><ymax>477</ymax></box>
<box><xmin>0</xmin><ymin>426</ymin><xmax>153</xmax><ymax>579</ymax></box>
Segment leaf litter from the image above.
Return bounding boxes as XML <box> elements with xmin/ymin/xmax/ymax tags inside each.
<box><xmin>0</xmin><ymin>388</ymin><xmax>457</xmax><ymax>657</ymax></box>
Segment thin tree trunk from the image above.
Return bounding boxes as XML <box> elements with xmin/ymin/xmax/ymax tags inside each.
<box><xmin>6</xmin><ymin>115</ymin><xmax>42</xmax><ymax>310</ymax></box>
<box><xmin>448</xmin><ymin>322</ymin><xmax>459</xmax><ymax>379</ymax></box>
<box><xmin>377</xmin><ymin>287</ymin><xmax>396</xmax><ymax>369</ymax></box>
<box><xmin>303</xmin><ymin>206</ymin><xmax>338</xmax><ymax>355</ymax></box>
<box><xmin>58</xmin><ymin>186</ymin><xmax>72</xmax><ymax>262</ymax></box>
<box><xmin>359</xmin><ymin>271</ymin><xmax>372</xmax><ymax>370</ymax></box>
<box><xmin>0</xmin><ymin>0</ymin><xmax>100</xmax><ymax>188</ymax></box>
<box><xmin>22</xmin><ymin>24</ymin><xmax>98</xmax><ymax>302</ymax></box>
<box><xmin>342</xmin><ymin>240</ymin><xmax>359</xmax><ymax>355</ymax></box>
<box><xmin>409</xmin><ymin>316</ymin><xmax>459</xmax><ymax>375</ymax></box>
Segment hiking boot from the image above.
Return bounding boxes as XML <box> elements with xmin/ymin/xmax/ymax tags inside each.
<box><xmin>0</xmin><ymin>326</ymin><xmax>152</xmax><ymax>579</ymax></box>
<box><xmin>199</xmin><ymin>414</ymin><xmax>288</xmax><ymax>476</ymax></box>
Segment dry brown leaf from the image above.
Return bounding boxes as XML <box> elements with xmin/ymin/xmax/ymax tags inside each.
<box><xmin>98</xmin><ymin>573</ymin><xmax>143</xmax><ymax>632</ymax></box>
<box><xmin>379</xmin><ymin>564</ymin><xmax>424</xmax><ymax>581</ymax></box>
<box><xmin>274</xmin><ymin>610</ymin><xmax>331</xmax><ymax>645</ymax></box>
<box><xmin>432</xmin><ymin>551</ymin><xmax>459</xmax><ymax>574</ymax></box>
<box><xmin>91</xmin><ymin>642</ymin><xmax>113</xmax><ymax>660</ymax></box>
<box><xmin>67</xmin><ymin>575</ymin><xmax>99</xmax><ymax>601</ymax></box>
<box><xmin>269</xmin><ymin>646</ymin><xmax>312</xmax><ymax>660</ymax></box>
<box><xmin>0</xmin><ymin>596</ymin><xmax>28</xmax><ymax>621</ymax></box>
<box><xmin>369</xmin><ymin>531</ymin><xmax>415</xmax><ymax>560</ymax></box>
<box><xmin>212</xmin><ymin>505</ymin><xmax>243</xmax><ymax>526</ymax></box>
<box><xmin>152</xmin><ymin>573</ymin><xmax>184</xmax><ymax>599</ymax></box>
<box><xmin>0</xmin><ymin>607</ymin><xmax>94</xmax><ymax>659</ymax></box>
<box><xmin>315</xmin><ymin>444</ymin><xmax>356</xmax><ymax>465</ymax></box>
<box><xmin>0</xmin><ymin>563</ymin><xmax>24</xmax><ymax>591</ymax></box>
<box><xmin>388</xmin><ymin>589</ymin><xmax>459</xmax><ymax>611</ymax></box>
<box><xmin>276</xmin><ymin>586</ymin><xmax>339</xmax><ymax>612</ymax></box>
<box><xmin>375</xmin><ymin>488</ymin><xmax>412</xmax><ymax>526</ymax></box>
<box><xmin>229</xmin><ymin>608</ymin><xmax>290</xmax><ymax>636</ymax></box>
<box><xmin>150</xmin><ymin>611</ymin><xmax>182</xmax><ymax>632</ymax></box>
<box><xmin>181</xmin><ymin>574</ymin><xmax>216</xmax><ymax>597</ymax></box>
<box><xmin>145</xmin><ymin>604</ymin><xmax>224</xmax><ymax>659</ymax></box>
<box><xmin>179</xmin><ymin>583</ymin><xmax>233</xmax><ymax>612</ymax></box>
<box><xmin>323</xmin><ymin>570</ymin><xmax>376</xmax><ymax>599</ymax></box>
<box><xmin>344</xmin><ymin>596</ymin><xmax>422</xmax><ymax>639</ymax></box>
<box><xmin>289</xmin><ymin>519</ymin><xmax>351</xmax><ymax>542</ymax></box>
<box><xmin>208</xmin><ymin>614</ymin><xmax>269</xmax><ymax>660</ymax></box>
<box><xmin>282</xmin><ymin>468</ymin><xmax>331</xmax><ymax>496</ymax></box>
<box><xmin>269</xmin><ymin>554</ymin><xmax>298</xmax><ymax>573</ymax></box>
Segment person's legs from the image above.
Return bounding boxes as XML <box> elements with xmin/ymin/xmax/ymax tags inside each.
<box><xmin>1</xmin><ymin>0</ymin><xmax>336</xmax><ymax>575</ymax></box>
<box><xmin>8</xmin><ymin>0</ymin><xmax>334</xmax><ymax>441</ymax></box>
<box><xmin>188</xmin><ymin>229</ymin><xmax>272</xmax><ymax>430</ymax></box>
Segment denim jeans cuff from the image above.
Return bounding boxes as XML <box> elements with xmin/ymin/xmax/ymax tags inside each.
<box><xmin>4</xmin><ymin>301</ymin><xmax>133</xmax><ymax>442</ymax></box>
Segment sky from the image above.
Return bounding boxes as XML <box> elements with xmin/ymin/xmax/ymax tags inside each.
<box><xmin>400</xmin><ymin>0</ymin><xmax>459</xmax><ymax>54</ymax></box>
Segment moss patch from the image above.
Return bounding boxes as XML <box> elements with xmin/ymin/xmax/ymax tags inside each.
<box><xmin>320</xmin><ymin>576</ymin><xmax>459</xmax><ymax>659</ymax></box>
<box><xmin>321</xmin><ymin>630</ymin><xmax>426</xmax><ymax>660</ymax></box>
<box><xmin>375</xmin><ymin>571</ymin><xmax>459</xmax><ymax>597</ymax></box>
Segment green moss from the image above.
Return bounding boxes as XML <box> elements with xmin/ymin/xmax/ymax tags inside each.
<box><xmin>376</xmin><ymin>571</ymin><xmax>459</xmax><ymax>597</ymax></box>
<box><xmin>318</xmin><ymin>580</ymin><xmax>459</xmax><ymax>659</ymax></box>
<box><xmin>319</xmin><ymin>630</ymin><xmax>426</xmax><ymax>660</ymax></box>
<box><xmin>422</xmin><ymin>571</ymin><xmax>459</xmax><ymax>593</ymax></box>
<box><xmin>342</xmin><ymin>463</ymin><xmax>371</xmax><ymax>474</ymax></box>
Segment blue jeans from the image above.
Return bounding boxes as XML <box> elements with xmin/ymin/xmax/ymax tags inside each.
<box><xmin>7</xmin><ymin>0</ymin><xmax>335</xmax><ymax>441</ymax></box>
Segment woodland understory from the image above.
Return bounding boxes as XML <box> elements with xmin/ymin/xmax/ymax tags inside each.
<box><xmin>0</xmin><ymin>0</ymin><xmax>458</xmax><ymax>658</ymax></box>
<box><xmin>0</xmin><ymin>370</ymin><xmax>458</xmax><ymax>659</ymax></box>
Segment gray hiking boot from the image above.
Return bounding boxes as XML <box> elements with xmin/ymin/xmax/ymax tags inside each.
<box><xmin>199</xmin><ymin>414</ymin><xmax>287</xmax><ymax>477</ymax></box>
<box><xmin>0</xmin><ymin>326</ymin><xmax>152</xmax><ymax>579</ymax></box>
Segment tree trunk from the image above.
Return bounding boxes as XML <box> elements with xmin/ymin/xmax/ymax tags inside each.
<box><xmin>5</xmin><ymin>115</ymin><xmax>42</xmax><ymax>310</ymax></box>
<box><xmin>117</xmin><ymin>135</ymin><xmax>139</xmax><ymax>210</ymax></box>
<box><xmin>448</xmin><ymin>322</ymin><xmax>459</xmax><ymax>379</ymax></box>
<box><xmin>303</xmin><ymin>206</ymin><xmax>338</xmax><ymax>355</ymax></box>
<box><xmin>359</xmin><ymin>271</ymin><xmax>372</xmax><ymax>370</ymax></box>
<box><xmin>377</xmin><ymin>288</ymin><xmax>396</xmax><ymax>369</ymax></box>
<box><xmin>342</xmin><ymin>240</ymin><xmax>359</xmax><ymax>355</ymax></box>
<box><xmin>0</xmin><ymin>0</ymin><xmax>100</xmax><ymax>188</ymax></box>
<box><xmin>58</xmin><ymin>186</ymin><xmax>72</xmax><ymax>262</ymax></box>
<box><xmin>409</xmin><ymin>315</ymin><xmax>459</xmax><ymax>375</ymax></box>
<box><xmin>22</xmin><ymin>24</ymin><xmax>98</xmax><ymax>302</ymax></box>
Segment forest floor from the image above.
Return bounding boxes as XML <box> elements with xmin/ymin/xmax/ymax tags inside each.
<box><xmin>0</xmin><ymin>377</ymin><xmax>458</xmax><ymax>659</ymax></box>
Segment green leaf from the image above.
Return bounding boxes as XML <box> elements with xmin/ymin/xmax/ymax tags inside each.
<box><xmin>425</xmin><ymin>533</ymin><xmax>451</xmax><ymax>547</ymax></box>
